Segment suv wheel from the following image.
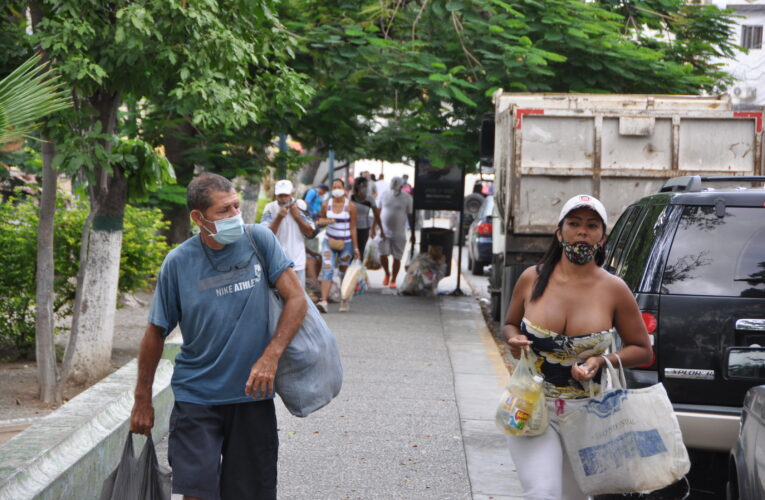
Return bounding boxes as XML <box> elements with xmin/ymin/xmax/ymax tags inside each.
<box><xmin>471</xmin><ymin>257</ymin><xmax>484</xmax><ymax>275</ymax></box>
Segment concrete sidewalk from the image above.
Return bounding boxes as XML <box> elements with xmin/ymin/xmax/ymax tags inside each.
<box><xmin>158</xmin><ymin>261</ymin><xmax>523</xmax><ymax>499</ymax></box>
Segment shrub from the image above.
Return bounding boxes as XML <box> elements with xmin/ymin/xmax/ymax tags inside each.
<box><xmin>0</xmin><ymin>193</ymin><xmax>170</xmax><ymax>359</ymax></box>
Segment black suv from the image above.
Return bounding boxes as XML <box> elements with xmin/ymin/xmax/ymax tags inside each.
<box><xmin>603</xmin><ymin>176</ymin><xmax>765</xmax><ymax>497</ymax></box>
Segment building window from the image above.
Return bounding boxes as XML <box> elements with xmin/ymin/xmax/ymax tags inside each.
<box><xmin>742</xmin><ymin>25</ymin><xmax>763</xmax><ymax>50</ymax></box>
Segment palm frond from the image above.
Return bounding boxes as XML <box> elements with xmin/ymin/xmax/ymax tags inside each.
<box><xmin>0</xmin><ymin>54</ymin><xmax>72</xmax><ymax>145</ymax></box>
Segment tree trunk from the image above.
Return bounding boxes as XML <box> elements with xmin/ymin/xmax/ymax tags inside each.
<box><xmin>65</xmin><ymin>90</ymin><xmax>126</xmax><ymax>385</ymax></box>
<box><xmin>233</xmin><ymin>175</ymin><xmax>260</xmax><ymax>224</ymax></box>
<box><xmin>297</xmin><ymin>147</ymin><xmax>324</xmax><ymax>186</ymax></box>
<box><xmin>162</xmin><ymin>120</ymin><xmax>196</xmax><ymax>244</ymax></box>
<box><xmin>35</xmin><ymin>139</ymin><xmax>58</xmax><ymax>402</ymax></box>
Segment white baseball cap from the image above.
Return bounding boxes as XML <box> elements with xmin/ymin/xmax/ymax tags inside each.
<box><xmin>274</xmin><ymin>179</ymin><xmax>294</xmax><ymax>195</ymax></box>
<box><xmin>558</xmin><ymin>194</ymin><xmax>607</xmax><ymax>227</ymax></box>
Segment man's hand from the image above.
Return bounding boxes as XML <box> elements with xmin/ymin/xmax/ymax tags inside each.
<box><xmin>245</xmin><ymin>351</ymin><xmax>279</xmax><ymax>399</ymax></box>
<box><xmin>289</xmin><ymin>202</ymin><xmax>301</xmax><ymax>219</ymax></box>
<box><xmin>130</xmin><ymin>396</ymin><xmax>155</xmax><ymax>435</ymax></box>
<box><xmin>277</xmin><ymin>205</ymin><xmax>289</xmax><ymax>218</ymax></box>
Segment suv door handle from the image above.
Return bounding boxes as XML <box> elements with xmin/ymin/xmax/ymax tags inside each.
<box><xmin>735</xmin><ymin>319</ymin><xmax>765</xmax><ymax>331</ymax></box>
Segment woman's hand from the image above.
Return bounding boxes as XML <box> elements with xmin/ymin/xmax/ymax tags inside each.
<box><xmin>571</xmin><ymin>356</ymin><xmax>603</xmax><ymax>382</ymax></box>
<box><xmin>505</xmin><ymin>334</ymin><xmax>532</xmax><ymax>359</ymax></box>
<box><xmin>354</xmin><ymin>248</ymin><xmax>361</xmax><ymax>260</ymax></box>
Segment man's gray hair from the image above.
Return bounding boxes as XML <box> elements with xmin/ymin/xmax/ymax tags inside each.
<box><xmin>187</xmin><ymin>173</ymin><xmax>234</xmax><ymax>212</ymax></box>
<box><xmin>389</xmin><ymin>176</ymin><xmax>404</xmax><ymax>192</ymax></box>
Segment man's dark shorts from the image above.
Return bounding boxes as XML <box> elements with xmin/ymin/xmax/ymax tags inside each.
<box><xmin>168</xmin><ymin>399</ymin><xmax>278</xmax><ymax>500</ymax></box>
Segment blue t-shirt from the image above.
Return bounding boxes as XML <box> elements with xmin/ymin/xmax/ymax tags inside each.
<box><xmin>148</xmin><ymin>224</ymin><xmax>293</xmax><ymax>405</ymax></box>
<box><xmin>304</xmin><ymin>188</ymin><xmax>323</xmax><ymax>218</ymax></box>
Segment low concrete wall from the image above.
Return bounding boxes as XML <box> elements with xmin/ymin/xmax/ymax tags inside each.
<box><xmin>0</xmin><ymin>350</ymin><xmax>176</xmax><ymax>500</ymax></box>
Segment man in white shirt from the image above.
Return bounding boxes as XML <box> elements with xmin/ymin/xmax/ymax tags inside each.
<box><xmin>260</xmin><ymin>180</ymin><xmax>316</xmax><ymax>286</ymax></box>
<box><xmin>374</xmin><ymin>173</ymin><xmax>389</xmax><ymax>199</ymax></box>
<box><xmin>378</xmin><ymin>177</ymin><xmax>414</xmax><ymax>288</ymax></box>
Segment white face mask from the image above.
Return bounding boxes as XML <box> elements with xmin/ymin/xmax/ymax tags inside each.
<box><xmin>332</xmin><ymin>188</ymin><xmax>345</xmax><ymax>198</ymax></box>
<box><xmin>201</xmin><ymin>213</ymin><xmax>244</xmax><ymax>245</ymax></box>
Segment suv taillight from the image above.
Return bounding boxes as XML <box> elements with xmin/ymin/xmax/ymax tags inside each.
<box><xmin>477</xmin><ymin>222</ymin><xmax>492</xmax><ymax>235</ymax></box>
<box><xmin>639</xmin><ymin>312</ymin><xmax>657</xmax><ymax>368</ymax></box>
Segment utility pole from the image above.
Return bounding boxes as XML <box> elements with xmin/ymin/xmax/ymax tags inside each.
<box><xmin>327</xmin><ymin>148</ymin><xmax>335</xmax><ymax>186</ymax></box>
<box><xmin>277</xmin><ymin>134</ymin><xmax>287</xmax><ymax>180</ymax></box>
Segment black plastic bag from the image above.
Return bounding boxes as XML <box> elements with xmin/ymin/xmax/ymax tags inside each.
<box><xmin>99</xmin><ymin>432</ymin><xmax>171</xmax><ymax>500</ymax></box>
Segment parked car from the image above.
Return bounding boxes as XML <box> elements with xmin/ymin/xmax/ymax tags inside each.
<box><xmin>603</xmin><ymin>175</ymin><xmax>765</xmax><ymax>497</ymax></box>
<box><xmin>466</xmin><ymin>195</ymin><xmax>493</xmax><ymax>275</ymax></box>
<box><xmin>728</xmin><ymin>376</ymin><xmax>765</xmax><ymax>500</ymax></box>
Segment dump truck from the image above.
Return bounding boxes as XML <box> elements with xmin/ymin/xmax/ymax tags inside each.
<box><xmin>480</xmin><ymin>92</ymin><xmax>764</xmax><ymax>321</ymax></box>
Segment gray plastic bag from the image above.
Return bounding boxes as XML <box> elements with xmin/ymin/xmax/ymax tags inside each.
<box><xmin>99</xmin><ymin>432</ymin><xmax>171</xmax><ymax>500</ymax></box>
<box><xmin>245</xmin><ymin>226</ymin><xmax>343</xmax><ymax>418</ymax></box>
<box><xmin>267</xmin><ymin>290</ymin><xmax>344</xmax><ymax>417</ymax></box>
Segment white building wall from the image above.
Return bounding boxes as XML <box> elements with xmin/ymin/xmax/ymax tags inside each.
<box><xmin>712</xmin><ymin>1</ymin><xmax>765</xmax><ymax>106</ymax></box>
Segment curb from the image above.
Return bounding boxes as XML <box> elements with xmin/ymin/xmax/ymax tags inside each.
<box><xmin>0</xmin><ymin>334</ymin><xmax>179</xmax><ymax>500</ymax></box>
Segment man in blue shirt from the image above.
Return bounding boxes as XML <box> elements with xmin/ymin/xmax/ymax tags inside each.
<box><xmin>130</xmin><ymin>173</ymin><xmax>307</xmax><ymax>500</ymax></box>
<box><xmin>304</xmin><ymin>183</ymin><xmax>328</xmax><ymax>220</ymax></box>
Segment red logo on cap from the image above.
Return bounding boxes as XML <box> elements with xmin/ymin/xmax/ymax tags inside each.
<box><xmin>580</xmin><ymin>196</ymin><xmax>590</xmax><ymax>202</ymax></box>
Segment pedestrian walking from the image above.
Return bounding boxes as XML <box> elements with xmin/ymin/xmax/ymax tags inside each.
<box><xmin>502</xmin><ymin>194</ymin><xmax>652</xmax><ymax>500</ymax></box>
<box><xmin>374</xmin><ymin>173</ymin><xmax>389</xmax><ymax>199</ymax></box>
<box><xmin>401</xmin><ymin>174</ymin><xmax>413</xmax><ymax>195</ymax></box>
<box><xmin>261</xmin><ymin>179</ymin><xmax>316</xmax><ymax>287</ymax></box>
<box><xmin>129</xmin><ymin>173</ymin><xmax>307</xmax><ymax>500</ymax></box>
<box><xmin>304</xmin><ymin>183</ymin><xmax>328</xmax><ymax>220</ymax></box>
<box><xmin>316</xmin><ymin>178</ymin><xmax>360</xmax><ymax>313</ymax></box>
<box><xmin>350</xmin><ymin>176</ymin><xmax>384</xmax><ymax>257</ymax></box>
<box><xmin>378</xmin><ymin>177</ymin><xmax>414</xmax><ymax>288</ymax></box>
<box><xmin>360</xmin><ymin>170</ymin><xmax>377</xmax><ymax>198</ymax></box>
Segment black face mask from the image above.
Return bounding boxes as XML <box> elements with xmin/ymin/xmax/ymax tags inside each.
<box><xmin>561</xmin><ymin>241</ymin><xmax>599</xmax><ymax>265</ymax></box>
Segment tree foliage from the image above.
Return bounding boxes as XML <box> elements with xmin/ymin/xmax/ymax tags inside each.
<box><xmin>0</xmin><ymin>194</ymin><xmax>169</xmax><ymax>359</ymax></box>
<box><xmin>0</xmin><ymin>55</ymin><xmax>71</xmax><ymax>145</ymax></box>
<box><xmin>280</xmin><ymin>0</ymin><xmax>739</xmax><ymax>167</ymax></box>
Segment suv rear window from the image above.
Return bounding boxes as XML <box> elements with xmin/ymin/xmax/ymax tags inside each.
<box><xmin>662</xmin><ymin>206</ymin><xmax>765</xmax><ymax>297</ymax></box>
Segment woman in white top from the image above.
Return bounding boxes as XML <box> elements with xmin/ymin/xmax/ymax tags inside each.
<box><xmin>317</xmin><ymin>179</ymin><xmax>359</xmax><ymax>313</ymax></box>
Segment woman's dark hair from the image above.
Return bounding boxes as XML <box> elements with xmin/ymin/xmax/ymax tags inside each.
<box><xmin>351</xmin><ymin>177</ymin><xmax>372</xmax><ymax>207</ymax></box>
<box><xmin>530</xmin><ymin>220</ymin><xmax>607</xmax><ymax>302</ymax></box>
<box><xmin>332</xmin><ymin>178</ymin><xmax>345</xmax><ymax>188</ymax></box>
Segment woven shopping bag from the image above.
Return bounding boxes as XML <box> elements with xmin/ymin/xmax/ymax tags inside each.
<box><xmin>559</xmin><ymin>357</ymin><xmax>690</xmax><ymax>496</ymax></box>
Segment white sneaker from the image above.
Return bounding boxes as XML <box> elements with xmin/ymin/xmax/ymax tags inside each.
<box><xmin>317</xmin><ymin>300</ymin><xmax>328</xmax><ymax>313</ymax></box>
<box><xmin>339</xmin><ymin>300</ymin><xmax>350</xmax><ymax>312</ymax></box>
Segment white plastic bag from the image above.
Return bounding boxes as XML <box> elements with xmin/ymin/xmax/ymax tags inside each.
<box><xmin>363</xmin><ymin>238</ymin><xmax>381</xmax><ymax>270</ymax></box>
<box><xmin>559</xmin><ymin>357</ymin><xmax>690</xmax><ymax>496</ymax></box>
<box><xmin>340</xmin><ymin>259</ymin><xmax>364</xmax><ymax>301</ymax></box>
<box><xmin>400</xmin><ymin>250</ymin><xmax>446</xmax><ymax>297</ymax></box>
<box><xmin>354</xmin><ymin>267</ymin><xmax>369</xmax><ymax>296</ymax></box>
<box><xmin>495</xmin><ymin>348</ymin><xmax>548</xmax><ymax>436</ymax></box>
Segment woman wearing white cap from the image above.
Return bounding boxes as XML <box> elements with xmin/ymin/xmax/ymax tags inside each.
<box><xmin>502</xmin><ymin>194</ymin><xmax>652</xmax><ymax>500</ymax></box>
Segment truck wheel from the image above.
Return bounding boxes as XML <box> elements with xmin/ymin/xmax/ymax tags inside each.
<box><xmin>471</xmin><ymin>258</ymin><xmax>484</xmax><ymax>276</ymax></box>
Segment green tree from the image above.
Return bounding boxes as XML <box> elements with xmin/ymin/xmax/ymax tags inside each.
<box><xmin>0</xmin><ymin>54</ymin><xmax>70</xmax><ymax>146</ymax></box>
<box><xmin>29</xmin><ymin>0</ymin><xmax>309</xmax><ymax>385</ymax></box>
<box><xmin>280</xmin><ymin>0</ymin><xmax>738</xmax><ymax>168</ymax></box>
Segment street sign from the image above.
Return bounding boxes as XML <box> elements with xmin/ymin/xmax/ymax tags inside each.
<box><xmin>413</xmin><ymin>159</ymin><xmax>465</xmax><ymax>211</ymax></box>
